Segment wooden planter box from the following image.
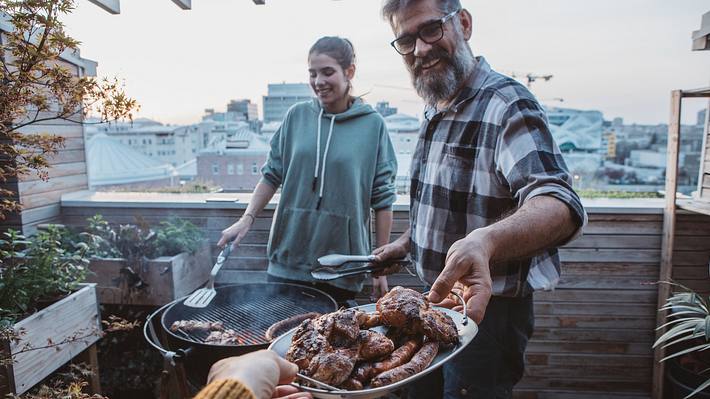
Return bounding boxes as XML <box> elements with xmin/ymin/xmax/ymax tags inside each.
<box><xmin>0</xmin><ymin>284</ymin><xmax>102</xmax><ymax>395</ymax></box>
<box><xmin>86</xmin><ymin>241</ymin><xmax>212</xmax><ymax>305</ymax></box>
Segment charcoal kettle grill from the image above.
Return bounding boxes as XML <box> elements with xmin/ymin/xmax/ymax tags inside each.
<box><xmin>144</xmin><ymin>282</ymin><xmax>337</xmax><ymax>394</ymax></box>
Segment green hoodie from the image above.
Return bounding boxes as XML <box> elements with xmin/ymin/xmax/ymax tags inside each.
<box><xmin>260</xmin><ymin>98</ymin><xmax>397</xmax><ymax>292</ymax></box>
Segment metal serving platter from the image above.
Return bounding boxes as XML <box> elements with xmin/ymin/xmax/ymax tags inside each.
<box><xmin>268</xmin><ymin>302</ymin><xmax>478</xmax><ymax>399</ymax></box>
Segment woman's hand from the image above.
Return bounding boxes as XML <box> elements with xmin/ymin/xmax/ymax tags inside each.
<box><xmin>370</xmin><ymin>276</ymin><xmax>389</xmax><ymax>302</ymax></box>
<box><xmin>217</xmin><ymin>215</ymin><xmax>254</xmax><ymax>250</ymax></box>
<box><xmin>207</xmin><ymin>350</ymin><xmax>310</xmax><ymax>399</ymax></box>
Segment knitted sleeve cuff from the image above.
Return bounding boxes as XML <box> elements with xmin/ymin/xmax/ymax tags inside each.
<box><xmin>194</xmin><ymin>379</ymin><xmax>256</xmax><ymax>399</ymax></box>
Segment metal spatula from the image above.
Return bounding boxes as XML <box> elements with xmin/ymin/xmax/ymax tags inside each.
<box><xmin>183</xmin><ymin>241</ymin><xmax>233</xmax><ymax>308</ymax></box>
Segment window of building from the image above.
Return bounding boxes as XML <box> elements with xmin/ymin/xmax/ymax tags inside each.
<box><xmin>212</xmin><ymin>163</ymin><xmax>220</xmax><ymax>175</ymax></box>
<box><xmin>251</xmin><ymin>162</ymin><xmax>258</xmax><ymax>175</ymax></box>
<box><xmin>237</xmin><ymin>163</ymin><xmax>244</xmax><ymax>175</ymax></box>
<box><xmin>227</xmin><ymin>164</ymin><xmax>234</xmax><ymax>175</ymax></box>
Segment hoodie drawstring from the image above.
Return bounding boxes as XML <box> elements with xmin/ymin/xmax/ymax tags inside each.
<box><xmin>313</xmin><ymin>110</ymin><xmax>336</xmax><ymax>210</ymax></box>
<box><xmin>312</xmin><ymin>108</ymin><xmax>323</xmax><ymax>192</ymax></box>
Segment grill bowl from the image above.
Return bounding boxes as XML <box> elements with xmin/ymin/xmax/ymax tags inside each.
<box><xmin>158</xmin><ymin>283</ymin><xmax>337</xmax><ymax>384</ymax></box>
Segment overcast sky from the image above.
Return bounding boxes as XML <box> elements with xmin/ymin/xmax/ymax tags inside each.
<box><xmin>63</xmin><ymin>0</ymin><xmax>709</xmax><ymax>126</ymax></box>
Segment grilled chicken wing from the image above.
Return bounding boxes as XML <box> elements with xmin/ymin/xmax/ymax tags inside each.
<box><xmin>376</xmin><ymin>286</ymin><xmax>458</xmax><ymax>345</ymax></box>
<box><xmin>357</xmin><ymin>330</ymin><xmax>395</xmax><ymax>361</ymax></box>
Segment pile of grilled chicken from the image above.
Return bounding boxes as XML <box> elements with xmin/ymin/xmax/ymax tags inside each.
<box><xmin>286</xmin><ymin>286</ymin><xmax>458</xmax><ymax>390</ymax></box>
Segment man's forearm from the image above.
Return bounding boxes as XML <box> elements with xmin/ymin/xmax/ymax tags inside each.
<box><xmin>472</xmin><ymin>196</ymin><xmax>577</xmax><ymax>264</ymax></box>
<box><xmin>395</xmin><ymin>227</ymin><xmax>411</xmax><ymax>250</ymax></box>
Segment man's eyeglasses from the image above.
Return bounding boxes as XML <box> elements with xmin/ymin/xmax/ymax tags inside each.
<box><xmin>390</xmin><ymin>9</ymin><xmax>461</xmax><ymax>56</ymax></box>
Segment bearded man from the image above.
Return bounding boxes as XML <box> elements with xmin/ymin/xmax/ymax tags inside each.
<box><xmin>371</xmin><ymin>1</ymin><xmax>587</xmax><ymax>398</ymax></box>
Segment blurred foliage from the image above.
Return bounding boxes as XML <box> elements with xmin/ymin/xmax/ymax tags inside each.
<box><xmin>0</xmin><ymin>0</ymin><xmax>138</xmax><ymax>221</ymax></box>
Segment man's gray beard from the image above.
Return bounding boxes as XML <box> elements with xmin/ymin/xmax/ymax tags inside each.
<box><xmin>410</xmin><ymin>43</ymin><xmax>475</xmax><ymax>106</ymax></box>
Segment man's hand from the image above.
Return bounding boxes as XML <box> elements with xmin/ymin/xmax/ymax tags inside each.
<box><xmin>427</xmin><ymin>231</ymin><xmax>493</xmax><ymax>324</ymax></box>
<box><xmin>371</xmin><ymin>240</ymin><xmax>409</xmax><ymax>277</ymax></box>
<box><xmin>207</xmin><ymin>350</ymin><xmax>310</xmax><ymax>399</ymax></box>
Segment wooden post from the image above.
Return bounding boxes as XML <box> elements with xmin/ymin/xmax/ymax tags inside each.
<box><xmin>653</xmin><ymin>90</ymin><xmax>683</xmax><ymax>399</ymax></box>
<box><xmin>76</xmin><ymin>344</ymin><xmax>101</xmax><ymax>395</ymax></box>
<box><xmin>0</xmin><ymin>339</ymin><xmax>16</xmax><ymax>396</ymax></box>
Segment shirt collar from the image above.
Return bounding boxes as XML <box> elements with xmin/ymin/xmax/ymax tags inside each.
<box><xmin>424</xmin><ymin>56</ymin><xmax>492</xmax><ymax>120</ymax></box>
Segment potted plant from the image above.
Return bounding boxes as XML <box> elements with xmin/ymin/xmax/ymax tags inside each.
<box><xmin>81</xmin><ymin>215</ymin><xmax>212</xmax><ymax>306</ymax></box>
<box><xmin>654</xmin><ymin>283</ymin><xmax>710</xmax><ymax>398</ymax></box>
<box><xmin>0</xmin><ymin>228</ymin><xmax>102</xmax><ymax>395</ymax></box>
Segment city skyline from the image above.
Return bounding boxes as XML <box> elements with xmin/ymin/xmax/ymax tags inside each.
<box><xmin>64</xmin><ymin>0</ymin><xmax>709</xmax><ymax>126</ymax></box>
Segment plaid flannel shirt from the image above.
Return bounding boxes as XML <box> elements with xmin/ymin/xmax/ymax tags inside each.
<box><xmin>410</xmin><ymin>56</ymin><xmax>587</xmax><ymax>297</ymax></box>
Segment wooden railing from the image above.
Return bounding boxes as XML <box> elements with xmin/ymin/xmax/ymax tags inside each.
<box><xmin>60</xmin><ymin>195</ymin><xmax>710</xmax><ymax>399</ymax></box>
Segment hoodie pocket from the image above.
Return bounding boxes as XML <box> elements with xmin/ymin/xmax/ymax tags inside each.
<box><xmin>269</xmin><ymin>207</ymin><xmax>352</xmax><ymax>268</ymax></box>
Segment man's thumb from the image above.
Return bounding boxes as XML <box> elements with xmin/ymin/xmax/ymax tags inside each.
<box><xmin>428</xmin><ymin>265</ymin><xmax>461</xmax><ymax>303</ymax></box>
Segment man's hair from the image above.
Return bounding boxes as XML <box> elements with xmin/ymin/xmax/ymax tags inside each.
<box><xmin>381</xmin><ymin>0</ymin><xmax>462</xmax><ymax>24</ymax></box>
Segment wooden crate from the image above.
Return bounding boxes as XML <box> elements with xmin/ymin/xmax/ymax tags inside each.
<box><xmin>1</xmin><ymin>284</ymin><xmax>102</xmax><ymax>395</ymax></box>
<box><xmin>85</xmin><ymin>241</ymin><xmax>212</xmax><ymax>305</ymax></box>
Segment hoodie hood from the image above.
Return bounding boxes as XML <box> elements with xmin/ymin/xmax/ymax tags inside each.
<box><xmin>307</xmin><ymin>97</ymin><xmax>376</xmax><ymax>121</ymax></box>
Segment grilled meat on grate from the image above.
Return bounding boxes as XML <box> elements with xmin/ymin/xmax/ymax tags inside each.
<box><xmin>204</xmin><ymin>329</ymin><xmax>245</xmax><ymax>345</ymax></box>
<box><xmin>170</xmin><ymin>320</ymin><xmax>225</xmax><ymax>333</ymax></box>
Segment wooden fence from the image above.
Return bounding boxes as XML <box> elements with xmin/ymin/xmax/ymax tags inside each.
<box><xmin>60</xmin><ymin>199</ymin><xmax>710</xmax><ymax>399</ymax></box>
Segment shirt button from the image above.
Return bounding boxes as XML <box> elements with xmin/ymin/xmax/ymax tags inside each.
<box><xmin>460</xmin><ymin>388</ymin><xmax>468</xmax><ymax>396</ymax></box>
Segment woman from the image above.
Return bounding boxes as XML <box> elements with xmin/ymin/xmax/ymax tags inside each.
<box><xmin>218</xmin><ymin>36</ymin><xmax>397</xmax><ymax>304</ymax></box>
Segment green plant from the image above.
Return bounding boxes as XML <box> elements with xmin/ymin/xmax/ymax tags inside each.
<box><xmin>0</xmin><ymin>227</ymin><xmax>90</xmax><ymax>324</ymax></box>
<box><xmin>84</xmin><ymin>214</ymin><xmax>203</xmax><ymax>259</ymax></box>
<box><xmin>152</xmin><ymin>216</ymin><xmax>204</xmax><ymax>256</ymax></box>
<box><xmin>654</xmin><ymin>282</ymin><xmax>710</xmax><ymax>398</ymax></box>
<box><xmin>83</xmin><ymin>215</ymin><xmax>121</xmax><ymax>258</ymax></box>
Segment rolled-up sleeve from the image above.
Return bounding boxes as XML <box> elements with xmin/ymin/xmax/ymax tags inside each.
<box><xmin>260</xmin><ymin>123</ymin><xmax>284</xmax><ymax>189</ymax></box>
<box><xmin>495</xmin><ymin>98</ymin><xmax>587</xmax><ymax>241</ymax></box>
<box><xmin>370</xmin><ymin>123</ymin><xmax>398</xmax><ymax>211</ymax></box>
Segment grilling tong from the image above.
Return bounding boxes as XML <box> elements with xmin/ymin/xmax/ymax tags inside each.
<box><xmin>311</xmin><ymin>254</ymin><xmax>410</xmax><ymax>281</ymax></box>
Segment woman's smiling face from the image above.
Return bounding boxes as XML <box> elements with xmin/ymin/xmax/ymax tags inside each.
<box><xmin>308</xmin><ymin>52</ymin><xmax>354</xmax><ymax>113</ymax></box>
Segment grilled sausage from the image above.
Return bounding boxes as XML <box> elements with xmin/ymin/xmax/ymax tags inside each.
<box><xmin>372</xmin><ymin>338</ymin><xmax>420</xmax><ymax>375</ymax></box>
<box><xmin>370</xmin><ymin>341</ymin><xmax>439</xmax><ymax>388</ymax></box>
<box><xmin>265</xmin><ymin>312</ymin><xmax>321</xmax><ymax>341</ymax></box>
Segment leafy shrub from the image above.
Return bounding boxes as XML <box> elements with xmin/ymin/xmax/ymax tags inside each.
<box><xmin>0</xmin><ymin>227</ymin><xmax>91</xmax><ymax>324</ymax></box>
<box><xmin>84</xmin><ymin>214</ymin><xmax>204</xmax><ymax>259</ymax></box>
<box><xmin>152</xmin><ymin>217</ymin><xmax>204</xmax><ymax>257</ymax></box>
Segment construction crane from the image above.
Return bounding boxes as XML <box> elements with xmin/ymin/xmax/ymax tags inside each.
<box><xmin>509</xmin><ymin>71</ymin><xmax>554</xmax><ymax>89</ymax></box>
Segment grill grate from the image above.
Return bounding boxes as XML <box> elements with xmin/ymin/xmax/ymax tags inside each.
<box><xmin>168</xmin><ymin>296</ymin><xmax>325</xmax><ymax>346</ymax></box>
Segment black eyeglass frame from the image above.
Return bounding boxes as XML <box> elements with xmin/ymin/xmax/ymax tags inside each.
<box><xmin>390</xmin><ymin>9</ymin><xmax>461</xmax><ymax>56</ymax></box>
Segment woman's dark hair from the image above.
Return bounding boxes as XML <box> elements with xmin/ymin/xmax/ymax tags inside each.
<box><xmin>308</xmin><ymin>36</ymin><xmax>356</xmax><ymax>71</ymax></box>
